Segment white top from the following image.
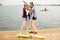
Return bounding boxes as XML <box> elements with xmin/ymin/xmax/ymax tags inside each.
<box><xmin>26</xmin><ymin>10</ymin><xmax>29</xmax><ymax>15</ymax></box>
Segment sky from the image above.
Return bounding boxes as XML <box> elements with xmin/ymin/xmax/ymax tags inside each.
<box><xmin>1</xmin><ymin>0</ymin><xmax>60</xmax><ymax>5</ymax></box>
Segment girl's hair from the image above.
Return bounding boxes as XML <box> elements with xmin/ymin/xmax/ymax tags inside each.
<box><xmin>24</xmin><ymin>4</ymin><xmax>26</xmax><ymax>7</ymax></box>
<box><xmin>26</xmin><ymin>5</ymin><xmax>29</xmax><ymax>10</ymax></box>
<box><xmin>24</xmin><ymin>4</ymin><xmax>27</xmax><ymax>9</ymax></box>
<box><xmin>30</xmin><ymin>2</ymin><xmax>34</xmax><ymax>7</ymax></box>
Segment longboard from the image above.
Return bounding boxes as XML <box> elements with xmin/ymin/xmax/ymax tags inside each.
<box><xmin>17</xmin><ymin>34</ymin><xmax>46</xmax><ymax>39</ymax></box>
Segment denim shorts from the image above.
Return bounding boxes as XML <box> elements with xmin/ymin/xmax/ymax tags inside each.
<box><xmin>22</xmin><ymin>18</ymin><xmax>27</xmax><ymax>22</ymax></box>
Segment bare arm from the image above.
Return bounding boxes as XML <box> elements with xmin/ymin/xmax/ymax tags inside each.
<box><xmin>23</xmin><ymin>1</ymin><xmax>28</xmax><ymax>5</ymax></box>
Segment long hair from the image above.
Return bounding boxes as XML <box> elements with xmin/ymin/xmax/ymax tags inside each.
<box><xmin>24</xmin><ymin>4</ymin><xmax>26</xmax><ymax>9</ymax></box>
<box><xmin>30</xmin><ymin>2</ymin><xmax>34</xmax><ymax>7</ymax></box>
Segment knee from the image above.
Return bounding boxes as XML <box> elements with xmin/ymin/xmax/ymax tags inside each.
<box><xmin>31</xmin><ymin>24</ymin><xmax>34</xmax><ymax>27</ymax></box>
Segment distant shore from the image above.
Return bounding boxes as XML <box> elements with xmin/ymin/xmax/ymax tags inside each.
<box><xmin>0</xmin><ymin>4</ymin><xmax>60</xmax><ymax>6</ymax></box>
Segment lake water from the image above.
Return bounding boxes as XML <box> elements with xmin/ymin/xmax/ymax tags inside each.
<box><xmin>0</xmin><ymin>5</ymin><xmax>60</xmax><ymax>31</ymax></box>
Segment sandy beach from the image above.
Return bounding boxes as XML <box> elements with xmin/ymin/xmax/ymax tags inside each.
<box><xmin>0</xmin><ymin>28</ymin><xmax>60</xmax><ymax>40</ymax></box>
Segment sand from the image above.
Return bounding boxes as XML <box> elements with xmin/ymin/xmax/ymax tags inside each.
<box><xmin>0</xmin><ymin>28</ymin><xmax>60</xmax><ymax>40</ymax></box>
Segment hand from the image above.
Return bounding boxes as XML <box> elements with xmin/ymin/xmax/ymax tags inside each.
<box><xmin>23</xmin><ymin>1</ymin><xmax>26</xmax><ymax>3</ymax></box>
<box><xmin>23</xmin><ymin>1</ymin><xmax>28</xmax><ymax>5</ymax></box>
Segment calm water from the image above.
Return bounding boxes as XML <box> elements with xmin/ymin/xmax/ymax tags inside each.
<box><xmin>0</xmin><ymin>5</ymin><xmax>60</xmax><ymax>31</ymax></box>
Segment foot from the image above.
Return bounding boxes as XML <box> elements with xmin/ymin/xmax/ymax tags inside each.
<box><xmin>33</xmin><ymin>31</ymin><xmax>37</xmax><ymax>34</ymax></box>
<box><xmin>29</xmin><ymin>31</ymin><xmax>37</xmax><ymax>34</ymax></box>
<box><xmin>29</xmin><ymin>31</ymin><xmax>34</xmax><ymax>33</ymax></box>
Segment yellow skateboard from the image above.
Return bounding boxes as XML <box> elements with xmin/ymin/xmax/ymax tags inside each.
<box><xmin>17</xmin><ymin>34</ymin><xmax>46</xmax><ymax>40</ymax></box>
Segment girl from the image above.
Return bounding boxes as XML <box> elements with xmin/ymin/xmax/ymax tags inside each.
<box><xmin>23</xmin><ymin>1</ymin><xmax>37</xmax><ymax>34</ymax></box>
<box><xmin>21</xmin><ymin>5</ymin><xmax>27</xmax><ymax>31</ymax></box>
<box><xmin>21</xmin><ymin>4</ymin><xmax>30</xmax><ymax>34</ymax></box>
<box><xmin>29</xmin><ymin>2</ymin><xmax>37</xmax><ymax>34</ymax></box>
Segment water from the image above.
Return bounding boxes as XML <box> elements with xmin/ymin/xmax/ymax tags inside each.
<box><xmin>0</xmin><ymin>5</ymin><xmax>60</xmax><ymax>31</ymax></box>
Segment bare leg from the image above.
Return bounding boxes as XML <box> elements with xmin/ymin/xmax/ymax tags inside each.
<box><xmin>21</xmin><ymin>22</ymin><xmax>26</xmax><ymax>34</ymax></box>
<box><xmin>26</xmin><ymin>20</ymin><xmax>31</xmax><ymax>34</ymax></box>
<box><xmin>31</xmin><ymin>20</ymin><xmax>37</xmax><ymax>32</ymax></box>
<box><xmin>26</xmin><ymin>21</ymin><xmax>28</xmax><ymax>34</ymax></box>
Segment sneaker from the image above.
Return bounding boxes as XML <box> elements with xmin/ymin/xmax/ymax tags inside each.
<box><xmin>33</xmin><ymin>31</ymin><xmax>37</xmax><ymax>34</ymax></box>
<box><xmin>29</xmin><ymin>31</ymin><xmax>37</xmax><ymax>34</ymax></box>
<box><xmin>29</xmin><ymin>31</ymin><xmax>34</xmax><ymax>34</ymax></box>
